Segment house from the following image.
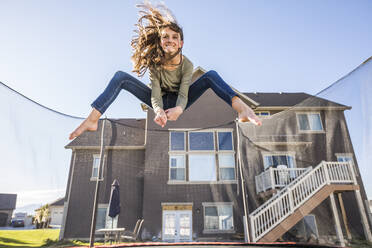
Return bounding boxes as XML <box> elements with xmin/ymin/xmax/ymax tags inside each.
<box><xmin>49</xmin><ymin>197</ymin><xmax>64</xmax><ymax>226</ymax></box>
<box><xmin>60</xmin><ymin>67</ymin><xmax>372</xmax><ymax>246</ymax></box>
<box><xmin>0</xmin><ymin>193</ymin><xmax>17</xmax><ymax>226</ymax></box>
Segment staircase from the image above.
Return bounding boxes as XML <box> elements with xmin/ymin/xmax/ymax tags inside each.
<box><xmin>249</xmin><ymin>161</ymin><xmax>359</xmax><ymax>242</ymax></box>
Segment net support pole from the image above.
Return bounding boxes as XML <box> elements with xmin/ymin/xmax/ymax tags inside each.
<box><xmin>235</xmin><ymin>119</ymin><xmax>250</xmax><ymax>243</ymax></box>
<box><xmin>354</xmin><ymin>190</ymin><xmax>372</xmax><ymax>242</ymax></box>
<box><xmin>89</xmin><ymin>118</ymin><xmax>107</xmax><ymax>247</ymax></box>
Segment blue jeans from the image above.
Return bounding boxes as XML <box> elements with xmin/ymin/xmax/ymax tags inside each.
<box><xmin>91</xmin><ymin>70</ymin><xmax>238</xmax><ymax>114</ymax></box>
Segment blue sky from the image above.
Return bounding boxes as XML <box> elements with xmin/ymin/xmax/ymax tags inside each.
<box><xmin>0</xmin><ymin>0</ymin><xmax>372</xmax><ymax>208</ymax></box>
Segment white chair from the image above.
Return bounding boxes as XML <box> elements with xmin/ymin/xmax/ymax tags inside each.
<box><xmin>121</xmin><ymin>219</ymin><xmax>144</xmax><ymax>242</ymax></box>
<box><xmin>277</xmin><ymin>164</ymin><xmax>289</xmax><ymax>186</ymax></box>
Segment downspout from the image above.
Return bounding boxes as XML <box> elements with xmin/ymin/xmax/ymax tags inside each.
<box><xmin>144</xmin><ymin>109</ymin><xmax>148</xmax><ymax>146</ymax></box>
<box><xmin>235</xmin><ymin>119</ymin><xmax>250</xmax><ymax>242</ymax></box>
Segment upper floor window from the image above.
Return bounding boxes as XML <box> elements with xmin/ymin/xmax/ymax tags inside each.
<box><xmin>92</xmin><ymin>154</ymin><xmax>105</xmax><ymax>181</ymax></box>
<box><xmin>169</xmin><ymin>130</ymin><xmax>236</xmax><ymax>183</ymax></box>
<box><xmin>255</xmin><ymin>111</ymin><xmax>270</xmax><ymax>117</ymax></box>
<box><xmin>169</xmin><ymin>155</ymin><xmax>186</xmax><ymax>181</ymax></box>
<box><xmin>92</xmin><ymin>155</ymin><xmax>100</xmax><ymax>179</ymax></box>
<box><xmin>336</xmin><ymin>153</ymin><xmax>358</xmax><ymax>176</ymax></box>
<box><xmin>336</xmin><ymin>154</ymin><xmax>353</xmax><ymax>163</ymax></box>
<box><xmin>189</xmin><ymin>132</ymin><xmax>214</xmax><ymax>151</ymax></box>
<box><xmin>170</xmin><ymin>132</ymin><xmax>185</xmax><ymax>151</ymax></box>
<box><xmin>263</xmin><ymin>153</ymin><xmax>295</xmax><ymax>170</ymax></box>
<box><xmin>297</xmin><ymin>113</ymin><xmax>323</xmax><ymax>132</ymax></box>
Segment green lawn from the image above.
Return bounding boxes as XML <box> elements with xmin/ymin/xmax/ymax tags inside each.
<box><xmin>0</xmin><ymin>229</ymin><xmax>105</xmax><ymax>248</ymax></box>
<box><xmin>0</xmin><ymin>229</ymin><xmax>59</xmax><ymax>247</ymax></box>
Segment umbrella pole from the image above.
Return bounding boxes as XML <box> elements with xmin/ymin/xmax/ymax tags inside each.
<box><xmin>89</xmin><ymin>118</ymin><xmax>106</xmax><ymax>248</ymax></box>
<box><xmin>111</xmin><ymin>217</ymin><xmax>114</xmax><ymax>244</ymax></box>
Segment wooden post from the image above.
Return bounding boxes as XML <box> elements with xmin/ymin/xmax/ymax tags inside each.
<box><xmin>330</xmin><ymin>193</ymin><xmax>345</xmax><ymax>247</ymax></box>
<box><xmin>337</xmin><ymin>193</ymin><xmax>352</xmax><ymax>240</ymax></box>
<box><xmin>354</xmin><ymin>190</ymin><xmax>372</xmax><ymax>242</ymax></box>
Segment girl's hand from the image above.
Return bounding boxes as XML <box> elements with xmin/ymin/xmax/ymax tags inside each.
<box><xmin>154</xmin><ymin>109</ymin><xmax>167</xmax><ymax>127</ymax></box>
<box><xmin>165</xmin><ymin>106</ymin><xmax>183</xmax><ymax>121</ymax></box>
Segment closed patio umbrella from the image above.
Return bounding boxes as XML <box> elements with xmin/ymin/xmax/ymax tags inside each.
<box><xmin>108</xmin><ymin>179</ymin><xmax>120</xmax><ymax>228</ymax></box>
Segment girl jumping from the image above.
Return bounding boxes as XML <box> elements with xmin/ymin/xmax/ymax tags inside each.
<box><xmin>69</xmin><ymin>2</ymin><xmax>261</xmax><ymax>140</ymax></box>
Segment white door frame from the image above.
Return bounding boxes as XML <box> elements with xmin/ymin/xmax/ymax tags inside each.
<box><xmin>162</xmin><ymin>210</ymin><xmax>192</xmax><ymax>242</ymax></box>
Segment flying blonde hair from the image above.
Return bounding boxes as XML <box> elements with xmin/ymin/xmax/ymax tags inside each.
<box><xmin>131</xmin><ymin>1</ymin><xmax>184</xmax><ymax>77</ymax></box>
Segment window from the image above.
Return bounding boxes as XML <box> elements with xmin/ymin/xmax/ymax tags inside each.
<box><xmin>96</xmin><ymin>204</ymin><xmax>118</xmax><ymax>230</ymax></box>
<box><xmin>92</xmin><ymin>155</ymin><xmax>101</xmax><ymax>179</ymax></box>
<box><xmin>297</xmin><ymin>113</ymin><xmax>323</xmax><ymax>131</ymax></box>
<box><xmin>189</xmin><ymin>154</ymin><xmax>216</xmax><ymax>181</ymax></box>
<box><xmin>218</xmin><ymin>132</ymin><xmax>233</xmax><ymax>150</ymax></box>
<box><xmin>263</xmin><ymin>154</ymin><xmax>295</xmax><ymax>170</ymax></box>
<box><xmin>169</xmin><ymin>155</ymin><xmax>186</xmax><ymax>181</ymax></box>
<box><xmin>218</xmin><ymin>154</ymin><xmax>236</xmax><ymax>180</ymax></box>
<box><xmin>96</xmin><ymin>207</ymin><xmax>107</xmax><ymax>230</ymax></box>
<box><xmin>336</xmin><ymin>153</ymin><xmax>358</xmax><ymax>176</ymax></box>
<box><xmin>189</xmin><ymin>132</ymin><xmax>214</xmax><ymax>151</ymax></box>
<box><xmin>203</xmin><ymin>203</ymin><xmax>234</xmax><ymax>232</ymax></box>
<box><xmin>170</xmin><ymin>132</ymin><xmax>185</xmax><ymax>151</ymax></box>
<box><xmin>336</xmin><ymin>154</ymin><xmax>353</xmax><ymax>163</ymax></box>
<box><xmin>255</xmin><ymin>111</ymin><xmax>270</xmax><ymax>117</ymax></box>
<box><xmin>169</xmin><ymin>130</ymin><xmax>236</xmax><ymax>183</ymax></box>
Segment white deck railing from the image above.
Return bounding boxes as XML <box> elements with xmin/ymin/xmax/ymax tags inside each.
<box><xmin>249</xmin><ymin>161</ymin><xmax>356</xmax><ymax>242</ymax></box>
<box><xmin>255</xmin><ymin>167</ymin><xmax>310</xmax><ymax>194</ymax></box>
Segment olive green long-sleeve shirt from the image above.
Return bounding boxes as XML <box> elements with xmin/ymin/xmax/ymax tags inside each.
<box><xmin>149</xmin><ymin>55</ymin><xmax>193</xmax><ymax>113</ymax></box>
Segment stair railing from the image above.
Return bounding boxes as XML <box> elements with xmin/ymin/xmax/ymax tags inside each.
<box><xmin>249</xmin><ymin>161</ymin><xmax>355</xmax><ymax>242</ymax></box>
<box><xmin>255</xmin><ymin>167</ymin><xmax>310</xmax><ymax>194</ymax></box>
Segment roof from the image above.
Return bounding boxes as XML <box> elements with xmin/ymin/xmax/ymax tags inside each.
<box><xmin>243</xmin><ymin>92</ymin><xmax>349</xmax><ymax>109</ymax></box>
<box><xmin>192</xmin><ymin>67</ymin><xmax>259</xmax><ymax>107</ymax></box>
<box><xmin>49</xmin><ymin>197</ymin><xmax>64</xmax><ymax>207</ymax></box>
<box><xmin>0</xmin><ymin>194</ymin><xmax>17</xmax><ymax>210</ymax></box>
<box><xmin>66</xmin><ymin>118</ymin><xmax>146</xmax><ymax>148</ymax></box>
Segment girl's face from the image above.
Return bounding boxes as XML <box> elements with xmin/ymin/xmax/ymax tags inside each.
<box><xmin>160</xmin><ymin>27</ymin><xmax>183</xmax><ymax>56</ymax></box>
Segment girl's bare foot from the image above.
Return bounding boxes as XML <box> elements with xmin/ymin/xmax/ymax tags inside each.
<box><xmin>232</xmin><ymin>96</ymin><xmax>262</xmax><ymax>126</ymax></box>
<box><xmin>69</xmin><ymin>108</ymin><xmax>102</xmax><ymax>140</ymax></box>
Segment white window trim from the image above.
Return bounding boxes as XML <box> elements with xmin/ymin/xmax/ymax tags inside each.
<box><xmin>202</xmin><ymin>202</ymin><xmax>235</xmax><ymax>234</ymax></box>
<box><xmin>91</xmin><ymin>154</ymin><xmax>105</xmax><ymax>181</ymax></box>
<box><xmin>188</xmin><ymin>131</ymin><xmax>215</xmax><ymax>151</ymax></box>
<box><xmin>169</xmin><ymin>131</ymin><xmax>186</xmax><ymax>152</ymax></box>
<box><xmin>168</xmin><ymin>129</ymin><xmax>236</xmax><ymax>184</ymax></box>
<box><xmin>218</xmin><ymin>153</ymin><xmax>237</xmax><ymax>182</ymax></box>
<box><xmin>335</xmin><ymin>153</ymin><xmax>353</xmax><ymax>158</ymax></box>
<box><xmin>255</xmin><ymin>111</ymin><xmax>271</xmax><ymax>117</ymax></box>
<box><xmin>296</xmin><ymin>112</ymin><xmax>325</xmax><ymax>133</ymax></box>
<box><xmin>261</xmin><ymin>151</ymin><xmax>297</xmax><ymax>170</ymax></box>
<box><xmin>169</xmin><ymin>154</ymin><xmax>186</xmax><ymax>182</ymax></box>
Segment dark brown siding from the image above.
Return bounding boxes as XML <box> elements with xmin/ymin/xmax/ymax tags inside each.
<box><xmin>142</xmin><ymin>89</ymin><xmax>243</xmax><ymax>239</ymax></box>
<box><xmin>64</xmin><ymin>149</ymin><xmax>145</xmax><ymax>239</ymax></box>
